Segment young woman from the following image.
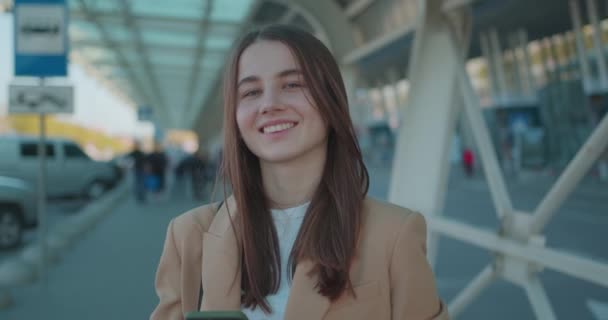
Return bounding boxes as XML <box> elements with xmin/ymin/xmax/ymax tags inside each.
<box><xmin>151</xmin><ymin>25</ymin><xmax>447</xmax><ymax>320</ymax></box>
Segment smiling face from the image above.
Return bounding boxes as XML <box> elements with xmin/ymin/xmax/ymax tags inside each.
<box><xmin>236</xmin><ymin>40</ymin><xmax>329</xmax><ymax>165</ymax></box>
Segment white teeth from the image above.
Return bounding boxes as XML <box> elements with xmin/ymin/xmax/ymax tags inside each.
<box><xmin>263</xmin><ymin>122</ymin><xmax>295</xmax><ymax>134</ymax></box>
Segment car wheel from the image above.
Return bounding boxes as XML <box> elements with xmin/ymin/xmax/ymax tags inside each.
<box><xmin>86</xmin><ymin>180</ymin><xmax>106</xmax><ymax>200</ymax></box>
<box><xmin>0</xmin><ymin>208</ymin><xmax>23</xmax><ymax>250</ymax></box>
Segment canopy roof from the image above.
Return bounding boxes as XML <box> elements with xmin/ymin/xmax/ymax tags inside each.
<box><xmin>65</xmin><ymin>0</ymin><xmax>255</xmax><ymax>129</ymax></box>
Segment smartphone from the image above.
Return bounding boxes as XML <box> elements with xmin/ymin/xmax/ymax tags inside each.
<box><xmin>185</xmin><ymin>311</ymin><xmax>248</xmax><ymax>320</ymax></box>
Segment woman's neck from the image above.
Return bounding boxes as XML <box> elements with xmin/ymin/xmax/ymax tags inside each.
<box><xmin>260</xmin><ymin>146</ymin><xmax>326</xmax><ymax>210</ymax></box>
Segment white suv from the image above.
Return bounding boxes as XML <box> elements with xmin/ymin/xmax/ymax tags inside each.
<box><xmin>0</xmin><ymin>136</ymin><xmax>121</xmax><ymax>199</ymax></box>
<box><xmin>0</xmin><ymin>176</ymin><xmax>37</xmax><ymax>249</ymax></box>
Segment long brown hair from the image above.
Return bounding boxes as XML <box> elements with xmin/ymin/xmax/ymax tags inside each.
<box><xmin>221</xmin><ymin>24</ymin><xmax>369</xmax><ymax>313</ymax></box>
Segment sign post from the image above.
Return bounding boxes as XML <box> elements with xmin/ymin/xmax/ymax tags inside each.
<box><xmin>37</xmin><ymin>79</ymin><xmax>47</xmax><ymax>290</ymax></box>
<box><xmin>11</xmin><ymin>0</ymin><xmax>70</xmax><ymax>289</ymax></box>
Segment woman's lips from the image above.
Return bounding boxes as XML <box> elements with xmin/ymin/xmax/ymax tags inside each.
<box><xmin>260</xmin><ymin>121</ymin><xmax>297</xmax><ymax>134</ymax></box>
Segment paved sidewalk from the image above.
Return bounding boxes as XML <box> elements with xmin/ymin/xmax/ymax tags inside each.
<box><xmin>1</xmin><ymin>187</ymin><xmax>204</xmax><ymax>320</ymax></box>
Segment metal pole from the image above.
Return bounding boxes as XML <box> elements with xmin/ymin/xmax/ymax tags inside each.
<box><xmin>448</xmin><ymin>264</ymin><xmax>498</xmax><ymax>317</ymax></box>
<box><xmin>37</xmin><ymin>77</ymin><xmax>48</xmax><ymax>289</ymax></box>
<box><xmin>565</xmin><ymin>31</ymin><xmax>579</xmax><ymax>80</ymax></box>
<box><xmin>508</xmin><ymin>33</ymin><xmax>524</xmax><ymax>96</ymax></box>
<box><xmin>529</xmin><ymin>111</ymin><xmax>608</xmax><ymax>234</ymax></box>
<box><xmin>481</xmin><ymin>32</ymin><xmax>500</xmax><ymax>100</ymax></box>
<box><xmin>386</xmin><ymin>69</ymin><xmax>401</xmax><ymax>128</ymax></box>
<box><xmin>489</xmin><ymin>28</ymin><xmax>509</xmax><ymax>104</ymax></box>
<box><xmin>549</xmin><ymin>36</ymin><xmax>565</xmax><ymax>82</ymax></box>
<box><xmin>586</xmin><ymin>0</ymin><xmax>608</xmax><ymax>89</ymax></box>
<box><xmin>523</xmin><ymin>277</ymin><xmax>557</xmax><ymax>320</ymax></box>
<box><xmin>570</xmin><ymin>0</ymin><xmax>592</xmax><ymax>92</ymax></box>
<box><xmin>517</xmin><ymin>29</ymin><xmax>536</xmax><ymax>96</ymax></box>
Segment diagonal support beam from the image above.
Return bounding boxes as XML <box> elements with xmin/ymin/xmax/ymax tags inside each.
<box><xmin>429</xmin><ymin>216</ymin><xmax>608</xmax><ymax>288</ymax></box>
<box><xmin>449</xmin><ymin>264</ymin><xmax>498</xmax><ymax>317</ymax></box>
<box><xmin>451</xmin><ymin>28</ymin><xmax>514</xmax><ymax>221</ymax></box>
<box><xmin>182</xmin><ymin>0</ymin><xmax>213</xmax><ymax>128</ymax></box>
<box><xmin>524</xmin><ymin>277</ymin><xmax>557</xmax><ymax>320</ymax></box>
<box><xmin>76</xmin><ymin>0</ymin><xmax>151</xmax><ymax>109</ymax></box>
<box><xmin>118</xmin><ymin>0</ymin><xmax>170</xmax><ymax>128</ymax></box>
<box><xmin>529</xmin><ymin>111</ymin><xmax>608</xmax><ymax>234</ymax></box>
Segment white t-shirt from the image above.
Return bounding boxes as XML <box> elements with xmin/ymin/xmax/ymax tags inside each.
<box><xmin>241</xmin><ymin>202</ymin><xmax>309</xmax><ymax>320</ymax></box>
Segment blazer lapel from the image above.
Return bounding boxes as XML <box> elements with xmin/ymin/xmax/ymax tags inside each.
<box><xmin>200</xmin><ymin>197</ymin><xmax>332</xmax><ymax>319</ymax></box>
<box><xmin>200</xmin><ymin>197</ymin><xmax>242</xmax><ymax>311</ymax></box>
<box><xmin>284</xmin><ymin>260</ymin><xmax>331</xmax><ymax>320</ymax></box>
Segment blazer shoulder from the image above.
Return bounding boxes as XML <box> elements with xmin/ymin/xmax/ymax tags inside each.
<box><xmin>171</xmin><ymin>201</ymin><xmax>222</xmax><ymax>236</ymax></box>
<box><xmin>362</xmin><ymin>196</ymin><xmax>427</xmax><ymax>248</ymax></box>
<box><xmin>363</xmin><ymin>196</ymin><xmax>418</xmax><ymax>225</ymax></box>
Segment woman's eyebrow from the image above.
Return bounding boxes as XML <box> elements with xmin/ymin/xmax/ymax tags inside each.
<box><xmin>277</xmin><ymin>69</ymin><xmax>302</xmax><ymax>78</ymax></box>
<box><xmin>238</xmin><ymin>69</ymin><xmax>301</xmax><ymax>88</ymax></box>
<box><xmin>237</xmin><ymin>75</ymin><xmax>259</xmax><ymax>88</ymax></box>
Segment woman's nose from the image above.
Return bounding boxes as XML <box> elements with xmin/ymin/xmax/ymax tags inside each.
<box><xmin>259</xmin><ymin>89</ymin><xmax>285</xmax><ymax>114</ymax></box>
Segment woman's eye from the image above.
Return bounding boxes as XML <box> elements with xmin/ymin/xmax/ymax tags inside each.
<box><xmin>284</xmin><ymin>82</ymin><xmax>303</xmax><ymax>89</ymax></box>
<box><xmin>242</xmin><ymin>89</ymin><xmax>261</xmax><ymax>98</ymax></box>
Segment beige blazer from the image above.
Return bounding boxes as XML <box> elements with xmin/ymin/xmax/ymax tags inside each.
<box><xmin>151</xmin><ymin>196</ymin><xmax>448</xmax><ymax>320</ymax></box>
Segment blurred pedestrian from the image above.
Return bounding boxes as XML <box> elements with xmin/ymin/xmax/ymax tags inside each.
<box><xmin>127</xmin><ymin>141</ymin><xmax>146</xmax><ymax>203</ymax></box>
<box><xmin>462</xmin><ymin>147</ymin><xmax>475</xmax><ymax>178</ymax></box>
<box><xmin>146</xmin><ymin>143</ymin><xmax>168</xmax><ymax>199</ymax></box>
<box><xmin>175</xmin><ymin>149</ymin><xmax>208</xmax><ymax>200</ymax></box>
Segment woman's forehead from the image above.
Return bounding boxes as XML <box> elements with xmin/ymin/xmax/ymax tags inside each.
<box><xmin>238</xmin><ymin>40</ymin><xmax>301</xmax><ymax>79</ymax></box>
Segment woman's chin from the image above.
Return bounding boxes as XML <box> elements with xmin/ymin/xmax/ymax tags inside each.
<box><xmin>255</xmin><ymin>148</ymin><xmax>302</xmax><ymax>164</ymax></box>
<box><xmin>258</xmin><ymin>153</ymin><xmax>298</xmax><ymax>164</ymax></box>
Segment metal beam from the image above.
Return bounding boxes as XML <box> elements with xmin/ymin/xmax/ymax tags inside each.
<box><xmin>76</xmin><ymin>0</ymin><xmax>152</xmax><ymax>112</ymax></box>
<box><xmin>182</xmin><ymin>0</ymin><xmax>213</xmax><ymax>128</ymax></box>
<box><xmin>449</xmin><ymin>264</ymin><xmax>498</xmax><ymax>317</ymax></box>
<box><xmin>429</xmin><ymin>216</ymin><xmax>608</xmax><ymax>288</ymax></box>
<box><xmin>265</xmin><ymin>0</ymin><xmax>333</xmax><ymax>50</ymax></box>
<box><xmin>342</xmin><ymin>23</ymin><xmax>414</xmax><ymax>64</ymax></box>
<box><xmin>569</xmin><ymin>0</ymin><xmax>592</xmax><ymax>92</ymax></box>
<box><xmin>507</xmin><ymin>33</ymin><xmax>524</xmax><ymax>95</ymax></box>
<box><xmin>345</xmin><ymin>0</ymin><xmax>375</xmax><ymax>19</ymax></box>
<box><xmin>524</xmin><ymin>278</ymin><xmax>557</xmax><ymax>320</ymax></box>
<box><xmin>119</xmin><ymin>0</ymin><xmax>170</xmax><ymax>128</ymax></box>
<box><xmin>72</xmin><ymin>39</ymin><xmax>225</xmax><ymax>57</ymax></box>
<box><xmin>441</xmin><ymin>0</ymin><xmax>476</xmax><ymax>12</ymax></box>
<box><xmin>87</xmin><ymin>58</ymin><xmax>219</xmax><ymax>74</ymax></box>
<box><xmin>388</xmin><ymin>0</ymin><xmax>469</xmax><ymax>268</ymax></box>
<box><xmin>489</xmin><ymin>28</ymin><xmax>509</xmax><ymax>102</ymax></box>
<box><xmin>280</xmin><ymin>7</ymin><xmax>297</xmax><ymax>24</ymax></box>
<box><xmin>529</xmin><ymin>111</ymin><xmax>608</xmax><ymax>234</ymax></box>
<box><xmin>517</xmin><ymin>29</ymin><xmax>536</xmax><ymax>95</ymax></box>
<box><xmin>586</xmin><ymin>0</ymin><xmax>608</xmax><ymax>90</ymax></box>
<box><xmin>456</xmin><ymin>29</ymin><xmax>514</xmax><ymax>220</ymax></box>
<box><xmin>70</xmin><ymin>9</ymin><xmax>240</xmax><ymax>34</ymax></box>
<box><xmin>480</xmin><ymin>31</ymin><xmax>500</xmax><ymax>100</ymax></box>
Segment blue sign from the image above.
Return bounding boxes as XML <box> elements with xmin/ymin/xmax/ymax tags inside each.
<box><xmin>137</xmin><ymin>106</ymin><xmax>154</xmax><ymax>121</ymax></box>
<box><xmin>13</xmin><ymin>0</ymin><xmax>69</xmax><ymax>77</ymax></box>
